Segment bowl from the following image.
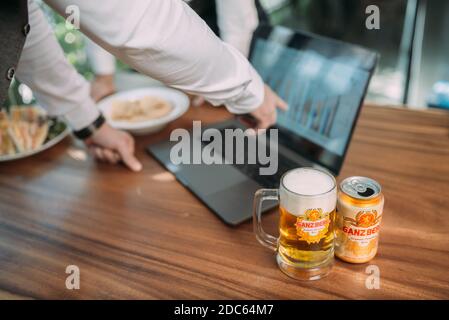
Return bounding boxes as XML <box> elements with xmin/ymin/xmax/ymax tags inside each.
<box><xmin>97</xmin><ymin>87</ymin><xmax>190</xmax><ymax>135</ymax></box>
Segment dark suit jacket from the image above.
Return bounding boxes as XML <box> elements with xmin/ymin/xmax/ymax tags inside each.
<box><xmin>189</xmin><ymin>0</ymin><xmax>268</xmax><ymax>38</ymax></box>
<box><xmin>0</xmin><ymin>0</ymin><xmax>29</xmax><ymax>106</ymax></box>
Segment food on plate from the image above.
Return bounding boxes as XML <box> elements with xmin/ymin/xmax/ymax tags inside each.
<box><xmin>0</xmin><ymin>106</ymin><xmax>49</xmax><ymax>156</ymax></box>
<box><xmin>0</xmin><ymin>111</ymin><xmax>15</xmax><ymax>156</ymax></box>
<box><xmin>110</xmin><ymin>96</ymin><xmax>172</xmax><ymax>122</ymax></box>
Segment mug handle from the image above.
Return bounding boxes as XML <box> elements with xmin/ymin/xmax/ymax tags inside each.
<box><xmin>252</xmin><ymin>189</ymin><xmax>279</xmax><ymax>252</ymax></box>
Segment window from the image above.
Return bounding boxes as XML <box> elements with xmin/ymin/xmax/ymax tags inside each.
<box><xmin>262</xmin><ymin>0</ymin><xmax>449</xmax><ymax>109</ymax></box>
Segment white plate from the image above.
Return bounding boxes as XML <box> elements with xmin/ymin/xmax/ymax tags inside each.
<box><xmin>0</xmin><ymin>125</ymin><xmax>70</xmax><ymax>162</ymax></box>
<box><xmin>97</xmin><ymin>87</ymin><xmax>190</xmax><ymax>135</ymax></box>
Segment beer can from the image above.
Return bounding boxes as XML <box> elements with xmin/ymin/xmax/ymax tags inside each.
<box><xmin>335</xmin><ymin>176</ymin><xmax>384</xmax><ymax>263</ymax></box>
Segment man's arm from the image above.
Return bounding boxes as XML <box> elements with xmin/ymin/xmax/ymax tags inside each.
<box><xmin>216</xmin><ymin>0</ymin><xmax>259</xmax><ymax>57</ymax></box>
<box><xmin>44</xmin><ymin>0</ymin><xmax>265</xmax><ymax>114</ymax></box>
<box><xmin>16</xmin><ymin>0</ymin><xmax>284</xmax><ymax>171</ymax></box>
<box><xmin>16</xmin><ymin>0</ymin><xmax>99</xmax><ymax>131</ymax></box>
<box><xmin>16</xmin><ymin>1</ymin><xmax>141</xmax><ymax>171</ymax></box>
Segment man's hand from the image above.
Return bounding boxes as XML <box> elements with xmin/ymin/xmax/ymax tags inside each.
<box><xmin>90</xmin><ymin>74</ymin><xmax>116</xmax><ymax>102</ymax></box>
<box><xmin>250</xmin><ymin>85</ymin><xmax>288</xmax><ymax>130</ymax></box>
<box><xmin>85</xmin><ymin>123</ymin><xmax>142</xmax><ymax>172</ymax></box>
<box><xmin>191</xmin><ymin>95</ymin><xmax>206</xmax><ymax>107</ymax></box>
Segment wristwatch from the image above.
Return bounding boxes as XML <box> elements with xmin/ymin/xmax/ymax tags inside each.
<box><xmin>72</xmin><ymin>113</ymin><xmax>106</xmax><ymax>140</ymax></box>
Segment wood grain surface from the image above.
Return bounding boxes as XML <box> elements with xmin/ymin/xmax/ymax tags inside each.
<box><xmin>0</xmin><ymin>104</ymin><xmax>448</xmax><ymax>299</ymax></box>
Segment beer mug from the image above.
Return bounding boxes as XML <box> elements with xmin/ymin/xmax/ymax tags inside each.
<box><xmin>253</xmin><ymin>167</ymin><xmax>337</xmax><ymax>280</ymax></box>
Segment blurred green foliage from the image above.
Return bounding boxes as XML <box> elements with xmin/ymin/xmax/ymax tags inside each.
<box><xmin>43</xmin><ymin>4</ymin><xmax>93</xmax><ymax>79</ymax></box>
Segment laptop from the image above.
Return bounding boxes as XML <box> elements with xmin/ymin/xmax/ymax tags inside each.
<box><xmin>148</xmin><ymin>25</ymin><xmax>378</xmax><ymax>225</ymax></box>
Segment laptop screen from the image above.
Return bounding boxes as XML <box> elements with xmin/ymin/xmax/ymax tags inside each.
<box><xmin>249</xmin><ymin>25</ymin><xmax>378</xmax><ymax>174</ymax></box>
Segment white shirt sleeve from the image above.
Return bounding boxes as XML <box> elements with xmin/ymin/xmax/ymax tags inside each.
<box><xmin>16</xmin><ymin>0</ymin><xmax>99</xmax><ymax>130</ymax></box>
<box><xmin>85</xmin><ymin>0</ymin><xmax>259</xmax><ymax>74</ymax></box>
<box><xmin>85</xmin><ymin>38</ymin><xmax>116</xmax><ymax>76</ymax></box>
<box><xmin>45</xmin><ymin>0</ymin><xmax>265</xmax><ymax>114</ymax></box>
<box><xmin>216</xmin><ymin>0</ymin><xmax>259</xmax><ymax>57</ymax></box>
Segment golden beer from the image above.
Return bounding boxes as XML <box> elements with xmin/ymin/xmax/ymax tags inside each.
<box><xmin>279</xmin><ymin>206</ymin><xmax>335</xmax><ymax>268</ymax></box>
<box><xmin>253</xmin><ymin>167</ymin><xmax>337</xmax><ymax>280</ymax></box>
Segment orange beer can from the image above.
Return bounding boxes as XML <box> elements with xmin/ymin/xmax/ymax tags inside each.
<box><xmin>335</xmin><ymin>177</ymin><xmax>384</xmax><ymax>263</ymax></box>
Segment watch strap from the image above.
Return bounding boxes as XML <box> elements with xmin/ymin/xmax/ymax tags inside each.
<box><xmin>73</xmin><ymin>113</ymin><xmax>106</xmax><ymax>140</ymax></box>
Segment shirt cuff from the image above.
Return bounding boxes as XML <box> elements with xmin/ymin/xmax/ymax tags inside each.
<box><xmin>63</xmin><ymin>99</ymin><xmax>101</xmax><ymax>131</ymax></box>
<box><xmin>224</xmin><ymin>66</ymin><xmax>265</xmax><ymax>114</ymax></box>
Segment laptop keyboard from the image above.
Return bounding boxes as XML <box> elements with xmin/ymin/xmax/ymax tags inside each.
<box><xmin>232</xmin><ymin>154</ymin><xmax>300</xmax><ymax>188</ymax></box>
<box><xmin>201</xmin><ymin>127</ymin><xmax>302</xmax><ymax>188</ymax></box>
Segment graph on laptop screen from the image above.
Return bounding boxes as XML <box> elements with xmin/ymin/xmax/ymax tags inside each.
<box><xmin>251</xmin><ymin>38</ymin><xmax>371</xmax><ymax>157</ymax></box>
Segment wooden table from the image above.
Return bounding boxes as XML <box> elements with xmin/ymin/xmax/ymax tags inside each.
<box><xmin>0</xmin><ymin>104</ymin><xmax>448</xmax><ymax>299</ymax></box>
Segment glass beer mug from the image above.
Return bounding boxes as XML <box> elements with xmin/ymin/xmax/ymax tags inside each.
<box><xmin>253</xmin><ymin>167</ymin><xmax>337</xmax><ymax>280</ymax></box>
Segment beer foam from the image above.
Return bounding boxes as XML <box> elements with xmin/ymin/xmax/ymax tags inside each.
<box><xmin>282</xmin><ymin>168</ymin><xmax>335</xmax><ymax>196</ymax></box>
<box><xmin>280</xmin><ymin>168</ymin><xmax>337</xmax><ymax>217</ymax></box>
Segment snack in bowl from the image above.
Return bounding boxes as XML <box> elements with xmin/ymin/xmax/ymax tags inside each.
<box><xmin>0</xmin><ymin>111</ymin><xmax>15</xmax><ymax>156</ymax></box>
<box><xmin>0</xmin><ymin>106</ymin><xmax>50</xmax><ymax>156</ymax></box>
<box><xmin>111</xmin><ymin>96</ymin><xmax>172</xmax><ymax>122</ymax></box>
<box><xmin>9</xmin><ymin>106</ymin><xmax>49</xmax><ymax>152</ymax></box>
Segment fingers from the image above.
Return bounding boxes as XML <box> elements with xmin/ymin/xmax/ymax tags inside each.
<box><xmin>192</xmin><ymin>96</ymin><xmax>205</xmax><ymax>107</ymax></box>
<box><xmin>90</xmin><ymin>144</ymin><xmax>142</xmax><ymax>172</ymax></box>
<box><xmin>89</xmin><ymin>146</ymin><xmax>120</xmax><ymax>164</ymax></box>
<box><xmin>90</xmin><ymin>144</ymin><xmax>141</xmax><ymax>172</ymax></box>
<box><xmin>86</xmin><ymin>125</ymin><xmax>142</xmax><ymax>172</ymax></box>
<box><xmin>116</xmin><ymin>138</ymin><xmax>143</xmax><ymax>172</ymax></box>
<box><xmin>89</xmin><ymin>146</ymin><xmax>104</xmax><ymax>161</ymax></box>
<box><xmin>256</xmin><ymin>111</ymin><xmax>277</xmax><ymax>130</ymax></box>
<box><xmin>250</xmin><ymin>107</ymin><xmax>275</xmax><ymax>130</ymax></box>
<box><xmin>88</xmin><ymin>132</ymin><xmax>141</xmax><ymax>171</ymax></box>
<box><xmin>103</xmin><ymin>149</ymin><xmax>121</xmax><ymax>164</ymax></box>
<box><xmin>276</xmin><ymin>95</ymin><xmax>288</xmax><ymax>111</ymax></box>
<box><xmin>252</xmin><ymin>85</ymin><xmax>288</xmax><ymax>130</ymax></box>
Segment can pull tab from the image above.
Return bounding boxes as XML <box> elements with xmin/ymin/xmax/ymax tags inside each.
<box><xmin>357</xmin><ymin>187</ymin><xmax>375</xmax><ymax>197</ymax></box>
<box><xmin>341</xmin><ymin>176</ymin><xmax>381</xmax><ymax>200</ymax></box>
<box><xmin>351</xmin><ymin>181</ymin><xmax>375</xmax><ymax>198</ymax></box>
<box><xmin>351</xmin><ymin>180</ymin><xmax>375</xmax><ymax>198</ymax></box>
